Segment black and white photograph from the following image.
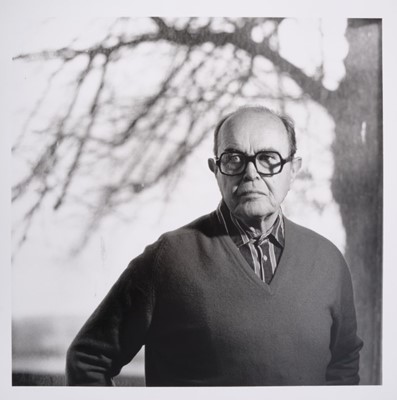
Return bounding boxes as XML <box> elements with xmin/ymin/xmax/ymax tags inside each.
<box><xmin>1</xmin><ymin>1</ymin><xmax>396</xmax><ymax>399</ymax></box>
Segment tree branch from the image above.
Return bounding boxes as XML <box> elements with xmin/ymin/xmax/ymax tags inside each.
<box><xmin>151</xmin><ymin>18</ymin><xmax>331</xmax><ymax>106</ymax></box>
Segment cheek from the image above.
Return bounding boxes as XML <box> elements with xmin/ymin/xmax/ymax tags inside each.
<box><xmin>217</xmin><ymin>176</ymin><xmax>239</xmax><ymax>199</ymax></box>
<box><xmin>269</xmin><ymin>176</ymin><xmax>292</xmax><ymax>201</ymax></box>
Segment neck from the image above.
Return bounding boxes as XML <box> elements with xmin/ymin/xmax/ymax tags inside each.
<box><xmin>236</xmin><ymin>210</ymin><xmax>280</xmax><ymax>237</ymax></box>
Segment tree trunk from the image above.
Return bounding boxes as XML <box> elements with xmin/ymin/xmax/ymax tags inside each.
<box><xmin>327</xmin><ymin>20</ymin><xmax>382</xmax><ymax>384</ymax></box>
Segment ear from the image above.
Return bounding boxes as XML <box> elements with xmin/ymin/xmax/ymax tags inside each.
<box><xmin>208</xmin><ymin>158</ymin><xmax>217</xmax><ymax>174</ymax></box>
<box><xmin>289</xmin><ymin>157</ymin><xmax>302</xmax><ymax>183</ymax></box>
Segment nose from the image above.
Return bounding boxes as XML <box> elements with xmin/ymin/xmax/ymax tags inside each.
<box><xmin>243</xmin><ymin>161</ymin><xmax>260</xmax><ymax>180</ymax></box>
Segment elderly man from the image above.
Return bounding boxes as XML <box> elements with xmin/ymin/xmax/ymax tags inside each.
<box><xmin>66</xmin><ymin>106</ymin><xmax>363</xmax><ymax>386</ymax></box>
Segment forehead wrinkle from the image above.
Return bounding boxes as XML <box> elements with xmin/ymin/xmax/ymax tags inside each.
<box><xmin>222</xmin><ymin>146</ymin><xmax>281</xmax><ymax>155</ymax></box>
<box><xmin>218</xmin><ymin>112</ymin><xmax>289</xmax><ymax>155</ymax></box>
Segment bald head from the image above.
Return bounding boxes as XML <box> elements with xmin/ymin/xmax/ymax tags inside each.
<box><xmin>213</xmin><ymin>106</ymin><xmax>297</xmax><ymax>157</ymax></box>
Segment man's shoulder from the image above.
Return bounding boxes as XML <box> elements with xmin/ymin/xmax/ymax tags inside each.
<box><xmin>161</xmin><ymin>211</ymin><xmax>219</xmax><ymax>242</ymax></box>
<box><xmin>136</xmin><ymin>211</ymin><xmax>223</xmax><ymax>266</ymax></box>
<box><xmin>130</xmin><ymin>211</ymin><xmax>219</xmax><ymax>267</ymax></box>
<box><xmin>284</xmin><ymin>217</ymin><xmax>345</xmax><ymax>259</ymax></box>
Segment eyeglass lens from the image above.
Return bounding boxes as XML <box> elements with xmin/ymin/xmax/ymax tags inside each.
<box><xmin>220</xmin><ymin>152</ymin><xmax>283</xmax><ymax>175</ymax></box>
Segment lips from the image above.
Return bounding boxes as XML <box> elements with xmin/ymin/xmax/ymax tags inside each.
<box><xmin>238</xmin><ymin>190</ymin><xmax>267</xmax><ymax>197</ymax></box>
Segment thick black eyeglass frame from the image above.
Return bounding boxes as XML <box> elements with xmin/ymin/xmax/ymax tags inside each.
<box><xmin>215</xmin><ymin>151</ymin><xmax>295</xmax><ymax>177</ymax></box>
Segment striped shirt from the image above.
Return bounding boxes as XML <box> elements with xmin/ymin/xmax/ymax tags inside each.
<box><xmin>216</xmin><ymin>201</ymin><xmax>285</xmax><ymax>284</ymax></box>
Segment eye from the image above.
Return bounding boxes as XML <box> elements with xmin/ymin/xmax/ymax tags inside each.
<box><xmin>224</xmin><ymin>153</ymin><xmax>243</xmax><ymax>164</ymax></box>
<box><xmin>257</xmin><ymin>152</ymin><xmax>280</xmax><ymax>165</ymax></box>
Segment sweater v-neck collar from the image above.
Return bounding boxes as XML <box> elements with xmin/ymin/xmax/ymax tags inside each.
<box><xmin>211</xmin><ymin>212</ymin><xmax>297</xmax><ymax>295</ymax></box>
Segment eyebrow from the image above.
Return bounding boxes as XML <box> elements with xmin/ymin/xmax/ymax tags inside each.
<box><xmin>222</xmin><ymin>147</ymin><xmax>280</xmax><ymax>154</ymax></box>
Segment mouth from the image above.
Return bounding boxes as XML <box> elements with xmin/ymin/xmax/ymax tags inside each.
<box><xmin>238</xmin><ymin>190</ymin><xmax>267</xmax><ymax>197</ymax></box>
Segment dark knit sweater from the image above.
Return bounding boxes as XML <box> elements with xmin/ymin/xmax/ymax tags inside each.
<box><xmin>66</xmin><ymin>212</ymin><xmax>363</xmax><ymax>386</ymax></box>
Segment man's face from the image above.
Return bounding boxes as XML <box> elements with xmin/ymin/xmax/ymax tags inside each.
<box><xmin>209</xmin><ymin>110</ymin><xmax>301</xmax><ymax>226</ymax></box>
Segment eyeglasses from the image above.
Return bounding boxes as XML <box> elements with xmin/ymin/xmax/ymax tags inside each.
<box><xmin>215</xmin><ymin>151</ymin><xmax>294</xmax><ymax>176</ymax></box>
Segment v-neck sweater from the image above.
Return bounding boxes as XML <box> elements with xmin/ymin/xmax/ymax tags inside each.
<box><xmin>66</xmin><ymin>211</ymin><xmax>363</xmax><ymax>386</ymax></box>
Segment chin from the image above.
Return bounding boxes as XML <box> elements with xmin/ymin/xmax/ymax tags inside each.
<box><xmin>235</xmin><ymin>202</ymin><xmax>274</xmax><ymax>221</ymax></box>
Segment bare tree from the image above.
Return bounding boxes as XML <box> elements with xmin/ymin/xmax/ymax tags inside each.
<box><xmin>13</xmin><ymin>18</ymin><xmax>295</xmax><ymax>250</ymax></box>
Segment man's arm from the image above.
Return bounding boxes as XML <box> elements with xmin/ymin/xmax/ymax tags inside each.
<box><xmin>326</xmin><ymin>260</ymin><xmax>364</xmax><ymax>385</ymax></box>
<box><xmin>66</xmin><ymin>240</ymin><xmax>161</xmax><ymax>385</ymax></box>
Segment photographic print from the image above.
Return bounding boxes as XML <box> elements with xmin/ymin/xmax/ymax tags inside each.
<box><xmin>2</xmin><ymin>1</ymin><xmax>396</xmax><ymax>399</ymax></box>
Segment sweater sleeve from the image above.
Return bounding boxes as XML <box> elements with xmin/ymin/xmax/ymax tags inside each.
<box><xmin>326</xmin><ymin>255</ymin><xmax>364</xmax><ymax>385</ymax></box>
<box><xmin>65</xmin><ymin>239</ymin><xmax>163</xmax><ymax>386</ymax></box>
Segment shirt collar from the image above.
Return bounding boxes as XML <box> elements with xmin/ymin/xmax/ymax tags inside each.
<box><xmin>216</xmin><ymin>201</ymin><xmax>285</xmax><ymax>249</ymax></box>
